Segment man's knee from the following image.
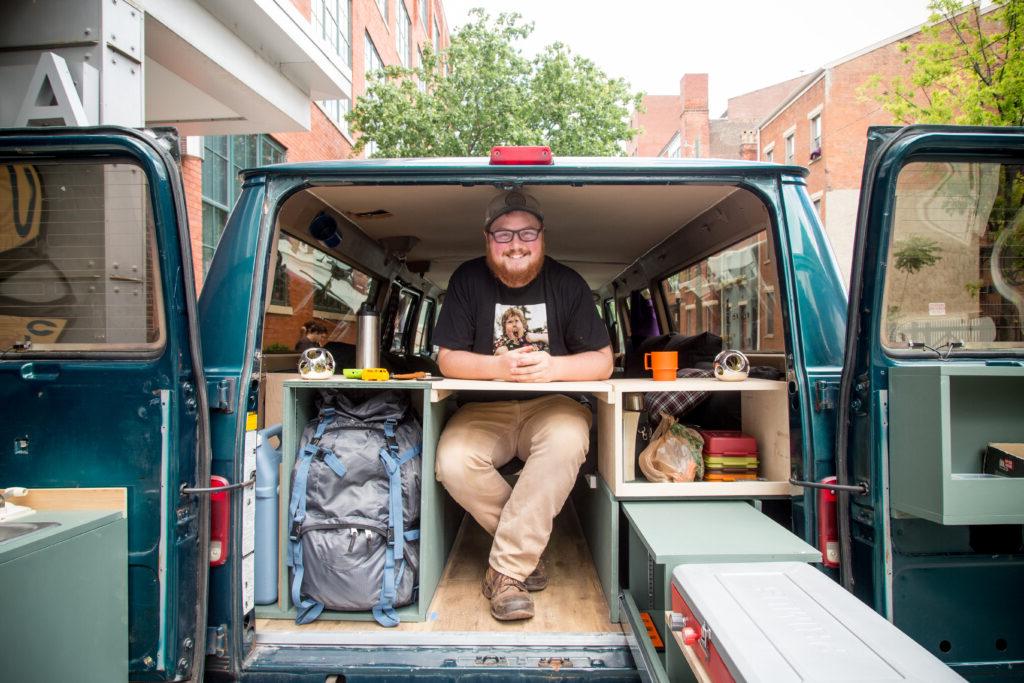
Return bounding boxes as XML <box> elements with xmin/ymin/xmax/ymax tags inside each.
<box><xmin>527</xmin><ymin>399</ymin><xmax>591</xmax><ymax>464</ymax></box>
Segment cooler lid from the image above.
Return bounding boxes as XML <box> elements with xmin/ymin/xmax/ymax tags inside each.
<box><xmin>671</xmin><ymin>562</ymin><xmax>965</xmax><ymax>682</ymax></box>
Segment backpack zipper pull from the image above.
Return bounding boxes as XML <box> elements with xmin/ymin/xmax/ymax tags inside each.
<box><xmin>348</xmin><ymin>528</ymin><xmax>357</xmax><ymax>552</ymax></box>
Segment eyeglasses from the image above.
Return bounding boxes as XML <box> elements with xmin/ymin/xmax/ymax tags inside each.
<box><xmin>487</xmin><ymin>227</ymin><xmax>543</xmax><ymax>243</ymax></box>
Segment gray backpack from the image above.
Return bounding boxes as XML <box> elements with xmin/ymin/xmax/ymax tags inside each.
<box><xmin>287</xmin><ymin>389</ymin><xmax>421</xmax><ymax>627</ymax></box>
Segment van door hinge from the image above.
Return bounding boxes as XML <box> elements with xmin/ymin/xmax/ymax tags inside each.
<box><xmin>206</xmin><ymin>625</ymin><xmax>227</xmax><ymax>657</ymax></box>
<box><xmin>814</xmin><ymin>380</ymin><xmax>839</xmax><ymax>412</ymax></box>
<box><xmin>207</xmin><ymin>377</ymin><xmax>237</xmax><ymax>413</ymax></box>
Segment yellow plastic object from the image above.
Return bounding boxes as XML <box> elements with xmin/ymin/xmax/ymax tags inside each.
<box><xmin>361</xmin><ymin>368</ymin><xmax>390</xmax><ymax>381</ymax></box>
<box><xmin>342</xmin><ymin>368</ymin><xmax>363</xmax><ymax>379</ymax></box>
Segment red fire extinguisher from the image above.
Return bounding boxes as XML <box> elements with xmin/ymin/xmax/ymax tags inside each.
<box><xmin>818</xmin><ymin>475</ymin><xmax>839</xmax><ymax>569</ymax></box>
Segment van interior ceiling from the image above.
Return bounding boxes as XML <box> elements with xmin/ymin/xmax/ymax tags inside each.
<box><xmin>257</xmin><ymin>180</ymin><xmax>784</xmax><ymax>637</ymax></box>
<box><xmin>274</xmin><ymin>183</ymin><xmax>768</xmax><ymax>295</ymax></box>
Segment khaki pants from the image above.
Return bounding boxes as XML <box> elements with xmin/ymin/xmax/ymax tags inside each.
<box><xmin>435</xmin><ymin>394</ymin><xmax>592</xmax><ymax>581</ymax></box>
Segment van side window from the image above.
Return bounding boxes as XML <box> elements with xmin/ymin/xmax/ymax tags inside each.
<box><xmin>262</xmin><ymin>234</ymin><xmax>377</xmax><ymax>353</ymax></box>
<box><xmin>0</xmin><ymin>161</ymin><xmax>163</xmax><ymax>352</ymax></box>
<box><xmin>413</xmin><ymin>298</ymin><xmax>435</xmax><ymax>356</ymax></box>
<box><xmin>881</xmin><ymin>160</ymin><xmax>1024</xmax><ymax>352</ymax></box>
<box><xmin>387</xmin><ymin>285</ymin><xmax>421</xmax><ymax>353</ymax></box>
<box><xmin>659</xmin><ymin>230</ymin><xmax>783</xmax><ymax>352</ymax></box>
<box><xmin>603</xmin><ymin>298</ymin><xmax>623</xmax><ymax>354</ymax></box>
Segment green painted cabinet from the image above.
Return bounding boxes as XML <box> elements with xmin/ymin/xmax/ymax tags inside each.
<box><xmin>256</xmin><ymin>378</ymin><xmax>458</xmax><ymax>622</ymax></box>
<box><xmin>890</xmin><ymin>365</ymin><xmax>1024</xmax><ymax>525</ymax></box>
<box><xmin>0</xmin><ymin>510</ymin><xmax>127</xmax><ymax>682</ymax></box>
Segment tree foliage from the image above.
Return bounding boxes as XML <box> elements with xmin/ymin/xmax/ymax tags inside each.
<box><xmin>347</xmin><ymin>10</ymin><xmax>644</xmax><ymax>157</ymax></box>
<box><xmin>864</xmin><ymin>0</ymin><xmax>1024</xmax><ymax>126</ymax></box>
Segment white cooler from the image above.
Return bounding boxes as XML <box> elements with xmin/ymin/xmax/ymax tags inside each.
<box><xmin>668</xmin><ymin>562</ymin><xmax>965</xmax><ymax>682</ymax></box>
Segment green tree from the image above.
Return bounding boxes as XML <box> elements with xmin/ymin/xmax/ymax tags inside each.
<box><xmin>348</xmin><ymin>10</ymin><xmax>644</xmax><ymax>157</ymax></box>
<box><xmin>864</xmin><ymin>0</ymin><xmax>1024</xmax><ymax>125</ymax></box>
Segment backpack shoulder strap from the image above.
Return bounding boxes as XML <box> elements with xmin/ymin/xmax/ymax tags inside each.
<box><xmin>373</xmin><ymin>417</ymin><xmax>422</xmax><ymax>627</ymax></box>
<box><xmin>288</xmin><ymin>408</ymin><xmax>340</xmax><ymax>624</ymax></box>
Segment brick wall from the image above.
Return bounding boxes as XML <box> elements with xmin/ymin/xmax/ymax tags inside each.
<box><xmin>629</xmin><ymin>96</ymin><xmax>682</xmax><ymax>156</ymax></box>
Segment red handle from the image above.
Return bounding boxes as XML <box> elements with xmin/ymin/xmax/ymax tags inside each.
<box><xmin>209</xmin><ymin>475</ymin><xmax>230</xmax><ymax>567</ymax></box>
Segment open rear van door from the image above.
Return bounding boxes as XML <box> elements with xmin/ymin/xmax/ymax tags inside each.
<box><xmin>0</xmin><ymin>127</ymin><xmax>210</xmax><ymax>681</ymax></box>
<box><xmin>837</xmin><ymin>125</ymin><xmax>1024</xmax><ymax>676</ymax></box>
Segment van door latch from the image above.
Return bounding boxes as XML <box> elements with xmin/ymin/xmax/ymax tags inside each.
<box><xmin>813</xmin><ymin>380</ymin><xmax>839</xmax><ymax>412</ymax></box>
<box><xmin>206</xmin><ymin>625</ymin><xmax>227</xmax><ymax>657</ymax></box>
<box><xmin>207</xmin><ymin>377</ymin><xmax>238</xmax><ymax>413</ymax></box>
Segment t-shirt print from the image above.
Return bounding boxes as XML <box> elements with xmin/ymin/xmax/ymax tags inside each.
<box><xmin>493</xmin><ymin>303</ymin><xmax>549</xmax><ymax>355</ymax></box>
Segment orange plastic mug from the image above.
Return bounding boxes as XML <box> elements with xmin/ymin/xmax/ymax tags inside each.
<box><xmin>644</xmin><ymin>351</ymin><xmax>678</xmax><ymax>381</ymax></box>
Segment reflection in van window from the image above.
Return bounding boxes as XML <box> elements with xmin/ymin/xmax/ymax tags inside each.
<box><xmin>882</xmin><ymin>161</ymin><xmax>1024</xmax><ymax>351</ymax></box>
<box><xmin>660</xmin><ymin>230</ymin><xmax>783</xmax><ymax>352</ymax></box>
<box><xmin>0</xmin><ymin>161</ymin><xmax>162</xmax><ymax>351</ymax></box>
<box><xmin>262</xmin><ymin>235</ymin><xmax>376</xmax><ymax>353</ymax></box>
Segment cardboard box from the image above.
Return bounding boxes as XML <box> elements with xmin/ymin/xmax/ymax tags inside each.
<box><xmin>984</xmin><ymin>443</ymin><xmax>1024</xmax><ymax>478</ymax></box>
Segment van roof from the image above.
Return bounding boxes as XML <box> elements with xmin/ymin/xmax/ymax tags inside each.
<box><xmin>243</xmin><ymin>155</ymin><xmax>809</xmax><ymax>179</ymax></box>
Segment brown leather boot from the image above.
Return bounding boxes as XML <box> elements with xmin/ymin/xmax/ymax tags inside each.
<box><xmin>482</xmin><ymin>566</ymin><xmax>534</xmax><ymax>621</ymax></box>
<box><xmin>524</xmin><ymin>557</ymin><xmax>548</xmax><ymax>592</ymax></box>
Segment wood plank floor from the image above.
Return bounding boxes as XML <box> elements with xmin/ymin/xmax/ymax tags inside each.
<box><xmin>257</xmin><ymin>506</ymin><xmax>620</xmax><ymax>634</ymax></box>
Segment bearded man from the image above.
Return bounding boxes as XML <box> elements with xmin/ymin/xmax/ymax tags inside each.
<box><xmin>431</xmin><ymin>190</ymin><xmax>613</xmax><ymax>621</ymax></box>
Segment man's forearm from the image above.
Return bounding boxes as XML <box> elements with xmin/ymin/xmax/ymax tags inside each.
<box><xmin>438</xmin><ymin>349</ymin><xmax>503</xmax><ymax>379</ymax></box>
<box><xmin>550</xmin><ymin>346</ymin><xmax>614</xmax><ymax>381</ymax></box>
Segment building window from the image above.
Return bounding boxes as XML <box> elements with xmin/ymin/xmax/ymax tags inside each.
<box><xmin>311</xmin><ymin>0</ymin><xmax>350</xmax><ymax>67</ymax></box>
<box><xmin>813</xmin><ymin>197</ymin><xmax>822</xmax><ymax>216</ymax></box>
<box><xmin>809</xmin><ymin>113</ymin><xmax>822</xmax><ymax>159</ymax></box>
<box><xmin>662</xmin><ymin>132</ymin><xmax>681</xmax><ymax>158</ymax></box>
<box><xmin>364</xmin><ymin>32</ymin><xmax>383</xmax><ymax>81</ymax></box>
<box><xmin>433</xmin><ymin>17</ymin><xmax>440</xmax><ymax>52</ymax></box>
<box><xmin>419</xmin><ymin>0</ymin><xmax>428</xmax><ymax>26</ymax></box>
<box><xmin>375</xmin><ymin>0</ymin><xmax>388</xmax><ymax>22</ymax></box>
<box><xmin>764</xmin><ymin>289</ymin><xmax>776</xmax><ymax>337</ymax></box>
<box><xmin>202</xmin><ymin>135</ymin><xmax>285</xmax><ymax>273</ymax></box>
<box><xmin>317</xmin><ymin>96</ymin><xmax>351</xmax><ymax>137</ymax></box>
<box><xmin>784</xmin><ymin>132</ymin><xmax>795</xmax><ymax>164</ymax></box>
<box><xmin>763</xmin><ymin>142</ymin><xmax>774</xmax><ymax>163</ymax></box>
<box><xmin>397</xmin><ymin>1</ymin><xmax>411</xmax><ymax>67</ymax></box>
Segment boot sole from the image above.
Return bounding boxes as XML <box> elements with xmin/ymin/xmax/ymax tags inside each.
<box><xmin>490</xmin><ymin>600</ymin><xmax>535</xmax><ymax>621</ymax></box>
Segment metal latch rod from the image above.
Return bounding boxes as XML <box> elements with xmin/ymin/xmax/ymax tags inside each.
<box><xmin>181</xmin><ymin>476</ymin><xmax>255</xmax><ymax>495</ymax></box>
<box><xmin>789</xmin><ymin>478</ymin><xmax>869</xmax><ymax>495</ymax></box>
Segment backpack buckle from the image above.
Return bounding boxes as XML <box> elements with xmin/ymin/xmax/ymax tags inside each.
<box><xmin>386</xmin><ymin>527</ymin><xmax>395</xmax><ymax>547</ymax></box>
<box><xmin>289</xmin><ymin>521</ymin><xmax>303</xmax><ymax>541</ymax></box>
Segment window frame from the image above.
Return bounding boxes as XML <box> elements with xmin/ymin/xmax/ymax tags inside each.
<box><xmin>397</xmin><ymin>0</ymin><xmax>411</xmax><ymax>67</ymax></box>
<box><xmin>783</xmin><ymin>127</ymin><xmax>796</xmax><ymax>165</ymax></box>
<box><xmin>201</xmin><ymin>134</ymin><xmax>285</xmax><ymax>274</ymax></box>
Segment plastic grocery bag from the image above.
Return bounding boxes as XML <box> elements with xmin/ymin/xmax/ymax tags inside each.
<box><xmin>638</xmin><ymin>413</ymin><xmax>705</xmax><ymax>482</ymax></box>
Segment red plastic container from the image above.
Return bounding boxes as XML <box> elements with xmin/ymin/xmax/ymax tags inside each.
<box><xmin>699</xmin><ymin>430</ymin><xmax>758</xmax><ymax>457</ymax></box>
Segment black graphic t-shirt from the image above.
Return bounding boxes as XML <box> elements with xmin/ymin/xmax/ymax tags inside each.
<box><xmin>433</xmin><ymin>256</ymin><xmax>609</xmax><ymax>361</ymax></box>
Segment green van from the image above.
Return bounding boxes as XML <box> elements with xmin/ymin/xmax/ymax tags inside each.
<box><xmin>0</xmin><ymin>125</ymin><xmax>1021</xmax><ymax>681</ymax></box>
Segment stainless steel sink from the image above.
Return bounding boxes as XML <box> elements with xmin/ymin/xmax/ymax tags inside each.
<box><xmin>0</xmin><ymin>521</ymin><xmax>59</xmax><ymax>542</ymax></box>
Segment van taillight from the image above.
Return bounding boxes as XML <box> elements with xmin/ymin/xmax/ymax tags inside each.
<box><xmin>490</xmin><ymin>146</ymin><xmax>553</xmax><ymax>165</ymax></box>
<box><xmin>818</xmin><ymin>476</ymin><xmax>839</xmax><ymax>569</ymax></box>
<box><xmin>210</xmin><ymin>476</ymin><xmax>230</xmax><ymax>567</ymax></box>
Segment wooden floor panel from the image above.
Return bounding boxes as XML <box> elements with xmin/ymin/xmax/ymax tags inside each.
<box><xmin>257</xmin><ymin>506</ymin><xmax>619</xmax><ymax>634</ymax></box>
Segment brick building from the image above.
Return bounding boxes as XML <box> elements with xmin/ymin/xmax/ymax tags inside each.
<box><xmin>183</xmin><ymin>0</ymin><xmax>450</xmax><ymax>291</ymax></box>
<box><xmin>630</xmin><ymin>73</ymin><xmax>805</xmax><ymax>160</ymax></box>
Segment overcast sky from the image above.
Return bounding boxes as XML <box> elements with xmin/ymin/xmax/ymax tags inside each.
<box><xmin>440</xmin><ymin>0</ymin><xmax>937</xmax><ymax>116</ymax></box>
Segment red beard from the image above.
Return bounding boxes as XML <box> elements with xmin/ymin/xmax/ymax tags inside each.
<box><xmin>486</xmin><ymin>249</ymin><xmax>544</xmax><ymax>288</ymax></box>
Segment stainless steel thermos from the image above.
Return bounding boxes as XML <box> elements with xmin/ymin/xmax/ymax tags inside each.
<box><xmin>356</xmin><ymin>302</ymin><xmax>380</xmax><ymax>368</ymax></box>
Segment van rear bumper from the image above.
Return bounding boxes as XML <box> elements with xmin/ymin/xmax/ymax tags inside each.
<box><xmin>234</xmin><ymin>632</ymin><xmax>636</xmax><ymax>680</ymax></box>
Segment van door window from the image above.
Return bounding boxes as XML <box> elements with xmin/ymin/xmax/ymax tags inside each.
<box><xmin>262</xmin><ymin>234</ymin><xmax>377</xmax><ymax>353</ymax></box>
<box><xmin>660</xmin><ymin>230</ymin><xmax>783</xmax><ymax>352</ymax></box>
<box><xmin>0</xmin><ymin>161</ymin><xmax>163</xmax><ymax>352</ymax></box>
<box><xmin>881</xmin><ymin>160</ymin><xmax>1024</xmax><ymax>352</ymax></box>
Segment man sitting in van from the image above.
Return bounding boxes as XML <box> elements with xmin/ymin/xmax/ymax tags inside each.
<box><xmin>432</xmin><ymin>190</ymin><xmax>613</xmax><ymax>621</ymax></box>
